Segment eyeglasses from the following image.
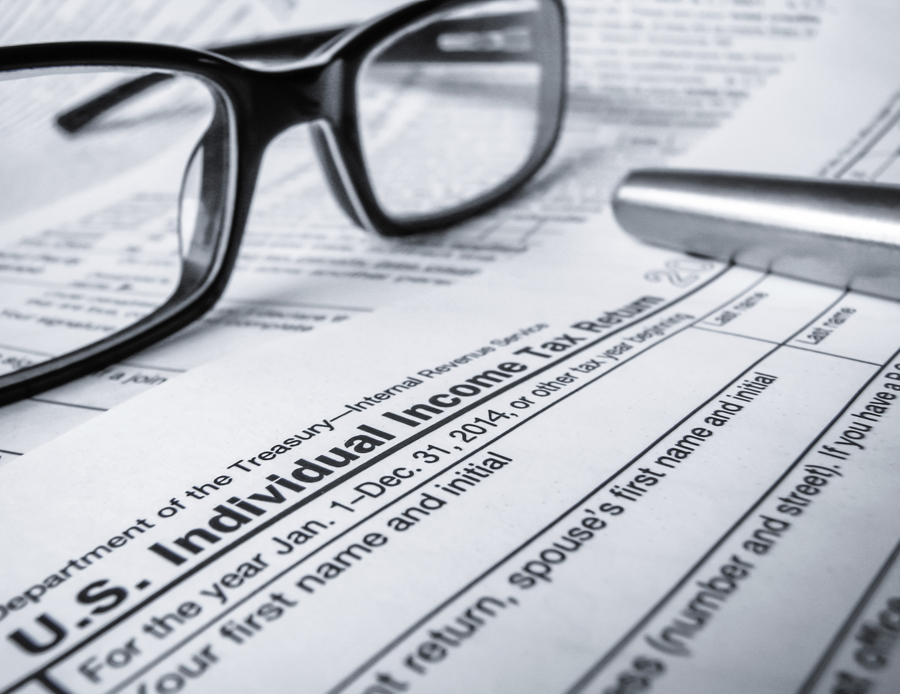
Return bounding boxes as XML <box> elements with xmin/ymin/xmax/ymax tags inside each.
<box><xmin>0</xmin><ymin>0</ymin><xmax>566</xmax><ymax>405</ymax></box>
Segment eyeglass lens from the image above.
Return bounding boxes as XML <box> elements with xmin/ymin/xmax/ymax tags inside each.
<box><xmin>0</xmin><ymin>69</ymin><xmax>226</xmax><ymax>376</ymax></box>
<box><xmin>357</xmin><ymin>0</ymin><xmax>561</xmax><ymax>220</ymax></box>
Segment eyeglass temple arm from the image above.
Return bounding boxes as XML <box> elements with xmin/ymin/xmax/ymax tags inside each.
<box><xmin>56</xmin><ymin>11</ymin><xmax>539</xmax><ymax>134</ymax></box>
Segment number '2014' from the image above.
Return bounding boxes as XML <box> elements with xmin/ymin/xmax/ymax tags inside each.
<box><xmin>448</xmin><ymin>411</ymin><xmax>509</xmax><ymax>443</ymax></box>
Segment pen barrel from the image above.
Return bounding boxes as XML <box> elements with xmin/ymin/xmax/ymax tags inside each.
<box><xmin>613</xmin><ymin>169</ymin><xmax>900</xmax><ymax>301</ymax></box>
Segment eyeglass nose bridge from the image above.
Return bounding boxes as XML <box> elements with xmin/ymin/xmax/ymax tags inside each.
<box><xmin>235</xmin><ymin>58</ymin><xmax>375</xmax><ymax>232</ymax></box>
<box><xmin>235</xmin><ymin>62</ymin><xmax>330</xmax><ymax>143</ymax></box>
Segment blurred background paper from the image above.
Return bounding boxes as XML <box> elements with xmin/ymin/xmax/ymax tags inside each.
<box><xmin>0</xmin><ymin>0</ymin><xmax>846</xmax><ymax>456</ymax></box>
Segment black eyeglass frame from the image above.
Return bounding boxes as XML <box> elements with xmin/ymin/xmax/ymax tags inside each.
<box><xmin>0</xmin><ymin>0</ymin><xmax>566</xmax><ymax>406</ymax></box>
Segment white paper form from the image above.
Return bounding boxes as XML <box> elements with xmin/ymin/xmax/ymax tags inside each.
<box><xmin>0</xmin><ymin>0</ymin><xmax>837</xmax><ymax>457</ymax></box>
<box><xmin>2</xmin><ymin>4</ymin><xmax>900</xmax><ymax>692</ymax></box>
<box><xmin>3</xmin><ymin>231</ymin><xmax>900</xmax><ymax>694</ymax></box>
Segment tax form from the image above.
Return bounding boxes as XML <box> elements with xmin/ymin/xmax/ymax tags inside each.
<box><xmin>0</xmin><ymin>0</ymin><xmax>836</xmax><ymax>456</ymax></box>
<box><xmin>4</xmin><ymin>1</ymin><xmax>900</xmax><ymax>693</ymax></box>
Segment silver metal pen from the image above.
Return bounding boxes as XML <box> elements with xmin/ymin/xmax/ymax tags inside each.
<box><xmin>612</xmin><ymin>170</ymin><xmax>900</xmax><ymax>301</ymax></box>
